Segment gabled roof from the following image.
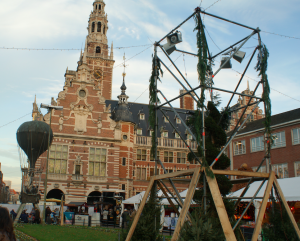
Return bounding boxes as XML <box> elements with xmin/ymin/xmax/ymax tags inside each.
<box><xmin>229</xmin><ymin>108</ymin><xmax>300</xmax><ymax>136</ymax></box>
<box><xmin>106</xmin><ymin>100</ymin><xmax>194</xmax><ymax>138</ymax></box>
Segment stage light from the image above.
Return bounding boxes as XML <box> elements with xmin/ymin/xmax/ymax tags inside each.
<box><xmin>162</xmin><ymin>31</ymin><xmax>182</xmax><ymax>55</ymax></box>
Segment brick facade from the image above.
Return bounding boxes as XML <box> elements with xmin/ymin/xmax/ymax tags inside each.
<box><xmin>34</xmin><ymin>0</ymin><xmax>199</xmax><ymax>204</ymax></box>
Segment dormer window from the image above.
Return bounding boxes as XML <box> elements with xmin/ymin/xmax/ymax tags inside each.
<box><xmin>162</xmin><ymin>131</ymin><xmax>168</xmax><ymax>138</ymax></box>
<box><xmin>164</xmin><ymin>117</ymin><xmax>169</xmax><ymax>123</ymax></box>
<box><xmin>96</xmin><ymin>46</ymin><xmax>101</xmax><ymax>54</ymax></box>
<box><xmin>176</xmin><ymin>118</ymin><xmax>181</xmax><ymax>124</ymax></box>
<box><xmin>137</xmin><ymin>129</ymin><xmax>142</xmax><ymax>135</ymax></box>
<box><xmin>175</xmin><ymin>133</ymin><xmax>180</xmax><ymax>139</ymax></box>
<box><xmin>139</xmin><ymin>114</ymin><xmax>145</xmax><ymax>120</ymax></box>
<box><xmin>187</xmin><ymin>134</ymin><xmax>193</xmax><ymax>140</ymax></box>
<box><xmin>150</xmin><ymin>130</ymin><xmax>154</xmax><ymax>136</ymax></box>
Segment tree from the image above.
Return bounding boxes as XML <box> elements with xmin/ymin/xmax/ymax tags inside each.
<box><xmin>120</xmin><ymin>188</ymin><xmax>163</xmax><ymax>241</ymax></box>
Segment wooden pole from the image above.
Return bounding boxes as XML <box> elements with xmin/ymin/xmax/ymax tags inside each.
<box><xmin>125</xmin><ymin>177</ymin><xmax>155</xmax><ymax>241</ymax></box>
<box><xmin>251</xmin><ymin>172</ymin><xmax>275</xmax><ymax>241</ymax></box>
<box><xmin>60</xmin><ymin>195</ymin><xmax>64</xmax><ymax>226</ymax></box>
<box><xmin>171</xmin><ymin>167</ymin><xmax>200</xmax><ymax>241</ymax></box>
<box><xmin>273</xmin><ymin>178</ymin><xmax>300</xmax><ymax>239</ymax></box>
<box><xmin>14</xmin><ymin>203</ymin><xmax>25</xmax><ymax>225</ymax></box>
<box><xmin>206</xmin><ymin>170</ymin><xmax>237</xmax><ymax>241</ymax></box>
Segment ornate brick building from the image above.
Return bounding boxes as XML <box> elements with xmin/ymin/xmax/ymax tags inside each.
<box><xmin>33</xmin><ymin>0</ymin><xmax>199</xmax><ymax>204</ymax></box>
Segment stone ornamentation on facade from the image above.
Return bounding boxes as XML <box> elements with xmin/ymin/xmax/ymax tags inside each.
<box><xmin>75</xmin><ymin>155</ymin><xmax>82</xmax><ymax>165</ymax></box>
<box><xmin>58</xmin><ymin>112</ymin><xmax>64</xmax><ymax>131</ymax></box>
<box><xmin>97</xmin><ymin>115</ymin><xmax>102</xmax><ymax>134</ymax></box>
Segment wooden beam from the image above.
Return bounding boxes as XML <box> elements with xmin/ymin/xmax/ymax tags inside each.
<box><xmin>60</xmin><ymin>195</ymin><xmax>64</xmax><ymax>226</ymax></box>
<box><xmin>273</xmin><ymin>178</ymin><xmax>300</xmax><ymax>239</ymax></box>
<box><xmin>171</xmin><ymin>167</ymin><xmax>201</xmax><ymax>241</ymax></box>
<box><xmin>206</xmin><ymin>171</ymin><xmax>237</xmax><ymax>241</ymax></box>
<box><xmin>158</xmin><ymin>181</ymin><xmax>180</xmax><ymax>216</ymax></box>
<box><xmin>213</xmin><ymin>169</ymin><xmax>269</xmax><ymax>178</ymax></box>
<box><xmin>14</xmin><ymin>203</ymin><xmax>25</xmax><ymax>225</ymax></box>
<box><xmin>125</xmin><ymin>176</ymin><xmax>155</xmax><ymax>241</ymax></box>
<box><xmin>154</xmin><ymin>168</ymin><xmax>197</xmax><ymax>180</ymax></box>
<box><xmin>251</xmin><ymin>171</ymin><xmax>275</xmax><ymax>241</ymax></box>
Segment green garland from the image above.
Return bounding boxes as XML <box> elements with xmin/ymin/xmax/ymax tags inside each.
<box><xmin>193</xmin><ymin>13</ymin><xmax>214</xmax><ymax>178</ymax></box>
<box><xmin>255</xmin><ymin>44</ymin><xmax>272</xmax><ymax>152</ymax></box>
<box><xmin>149</xmin><ymin>55</ymin><xmax>162</xmax><ymax>158</ymax></box>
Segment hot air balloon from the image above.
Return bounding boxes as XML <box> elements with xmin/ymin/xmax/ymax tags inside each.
<box><xmin>16</xmin><ymin>121</ymin><xmax>53</xmax><ymax>200</ymax></box>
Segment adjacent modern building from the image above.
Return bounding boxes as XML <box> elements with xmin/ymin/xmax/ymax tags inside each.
<box><xmin>227</xmin><ymin>108</ymin><xmax>300</xmax><ymax>179</ymax></box>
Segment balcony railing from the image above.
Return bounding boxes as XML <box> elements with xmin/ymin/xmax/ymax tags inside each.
<box><xmin>135</xmin><ymin>136</ymin><xmax>197</xmax><ymax>150</ymax></box>
<box><xmin>72</xmin><ymin>174</ymin><xmax>83</xmax><ymax>181</ymax></box>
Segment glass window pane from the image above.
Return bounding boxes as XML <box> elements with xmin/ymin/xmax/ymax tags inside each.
<box><xmin>49</xmin><ymin>159</ymin><xmax>55</xmax><ymax>173</ymax></box>
<box><xmin>56</xmin><ymin>145</ymin><xmax>62</xmax><ymax>151</ymax></box>
<box><xmin>141</xmin><ymin>168</ymin><xmax>146</xmax><ymax>180</ymax></box>
<box><xmin>101</xmin><ymin>149</ymin><xmax>106</xmax><ymax>155</ymax></box>
<box><xmin>136</xmin><ymin>168</ymin><xmax>141</xmax><ymax>180</ymax></box>
<box><xmin>50</xmin><ymin>145</ymin><xmax>56</xmax><ymax>151</ymax></box>
<box><xmin>95</xmin><ymin>155</ymin><xmax>101</xmax><ymax>161</ymax></box>
<box><xmin>169</xmin><ymin>152</ymin><xmax>173</xmax><ymax>157</ymax></box>
<box><xmin>295</xmin><ymin>162</ymin><xmax>300</xmax><ymax>177</ymax></box>
<box><xmin>89</xmin><ymin>162</ymin><xmax>94</xmax><ymax>175</ymax></box>
<box><xmin>63</xmin><ymin>146</ymin><xmax>68</xmax><ymax>152</ymax></box>
<box><xmin>101</xmin><ymin>155</ymin><xmax>106</xmax><ymax>162</ymax></box>
<box><xmin>137</xmin><ymin>149</ymin><xmax>141</xmax><ymax>154</ymax></box>
<box><xmin>95</xmin><ymin>162</ymin><xmax>100</xmax><ymax>176</ymax></box>
<box><xmin>164</xmin><ymin>152</ymin><xmax>168</xmax><ymax>157</ymax></box>
<box><xmin>55</xmin><ymin>161</ymin><xmax>60</xmax><ymax>173</ymax></box>
<box><xmin>100</xmin><ymin>163</ymin><xmax>106</xmax><ymax>176</ymax></box>
<box><xmin>90</xmin><ymin>155</ymin><xmax>95</xmax><ymax>161</ymax></box>
<box><xmin>90</xmin><ymin>148</ymin><xmax>95</xmax><ymax>154</ymax></box>
<box><xmin>61</xmin><ymin>160</ymin><xmax>67</xmax><ymax>174</ymax></box>
<box><xmin>49</xmin><ymin>152</ymin><xmax>55</xmax><ymax>159</ymax></box>
<box><xmin>56</xmin><ymin>152</ymin><xmax>62</xmax><ymax>159</ymax></box>
<box><xmin>142</xmin><ymin>150</ymin><xmax>146</xmax><ymax>155</ymax></box>
<box><xmin>137</xmin><ymin>155</ymin><xmax>141</xmax><ymax>160</ymax></box>
<box><xmin>62</xmin><ymin>152</ymin><xmax>68</xmax><ymax>159</ymax></box>
<box><xmin>96</xmin><ymin>148</ymin><xmax>101</xmax><ymax>155</ymax></box>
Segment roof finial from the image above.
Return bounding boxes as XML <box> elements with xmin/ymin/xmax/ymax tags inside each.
<box><xmin>121</xmin><ymin>53</ymin><xmax>128</xmax><ymax>94</ymax></box>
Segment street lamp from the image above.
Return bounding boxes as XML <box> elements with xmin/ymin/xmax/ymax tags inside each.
<box><xmin>40</xmin><ymin>103</ymin><xmax>63</xmax><ymax>223</ymax></box>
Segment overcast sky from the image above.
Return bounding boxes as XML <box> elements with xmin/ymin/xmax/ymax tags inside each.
<box><xmin>0</xmin><ymin>0</ymin><xmax>299</xmax><ymax>191</ymax></box>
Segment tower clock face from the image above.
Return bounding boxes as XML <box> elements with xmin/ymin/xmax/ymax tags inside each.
<box><xmin>94</xmin><ymin>70</ymin><xmax>104</xmax><ymax>79</ymax></box>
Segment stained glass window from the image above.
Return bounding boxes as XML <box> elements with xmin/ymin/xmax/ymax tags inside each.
<box><xmin>48</xmin><ymin>144</ymin><xmax>68</xmax><ymax>174</ymax></box>
<box><xmin>89</xmin><ymin>148</ymin><xmax>107</xmax><ymax>176</ymax></box>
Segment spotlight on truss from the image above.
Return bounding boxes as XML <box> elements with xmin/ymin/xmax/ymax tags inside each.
<box><xmin>220</xmin><ymin>48</ymin><xmax>246</xmax><ymax>69</ymax></box>
<box><xmin>162</xmin><ymin>31</ymin><xmax>183</xmax><ymax>55</ymax></box>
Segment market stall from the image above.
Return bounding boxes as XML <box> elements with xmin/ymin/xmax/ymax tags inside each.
<box><xmin>230</xmin><ymin>176</ymin><xmax>300</xmax><ymax>236</ymax></box>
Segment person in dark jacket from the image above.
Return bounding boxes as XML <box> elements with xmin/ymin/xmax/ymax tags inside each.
<box><xmin>34</xmin><ymin>208</ymin><xmax>40</xmax><ymax>224</ymax></box>
<box><xmin>20</xmin><ymin>211</ymin><xmax>28</xmax><ymax>223</ymax></box>
<box><xmin>9</xmin><ymin>210</ymin><xmax>17</xmax><ymax>221</ymax></box>
<box><xmin>0</xmin><ymin>207</ymin><xmax>16</xmax><ymax>241</ymax></box>
<box><xmin>121</xmin><ymin>209</ymin><xmax>129</xmax><ymax>229</ymax></box>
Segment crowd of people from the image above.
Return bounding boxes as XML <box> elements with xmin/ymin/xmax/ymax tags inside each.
<box><xmin>121</xmin><ymin>207</ymin><xmax>136</xmax><ymax>228</ymax></box>
<box><xmin>9</xmin><ymin>206</ymin><xmax>60</xmax><ymax>225</ymax></box>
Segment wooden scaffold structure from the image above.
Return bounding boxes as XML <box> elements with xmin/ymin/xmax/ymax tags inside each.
<box><xmin>126</xmin><ymin>7</ymin><xmax>300</xmax><ymax>241</ymax></box>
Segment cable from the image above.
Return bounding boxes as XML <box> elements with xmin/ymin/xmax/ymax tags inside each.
<box><xmin>205</xmin><ymin>27</ymin><xmax>221</xmax><ymax>51</ymax></box>
<box><xmin>0</xmin><ymin>44</ymin><xmax>152</xmax><ymax>51</ymax></box>
<box><xmin>0</xmin><ymin>113</ymin><xmax>31</xmax><ymax>129</ymax></box>
<box><xmin>261</xmin><ymin>31</ymin><xmax>300</xmax><ymax>40</ymax></box>
<box><xmin>113</xmin><ymin>45</ymin><xmax>152</xmax><ymax>69</ymax></box>
<box><xmin>205</xmin><ymin>0</ymin><xmax>222</xmax><ymax>11</ymax></box>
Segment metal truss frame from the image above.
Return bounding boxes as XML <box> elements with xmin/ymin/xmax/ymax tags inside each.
<box><xmin>126</xmin><ymin>7</ymin><xmax>300</xmax><ymax>241</ymax></box>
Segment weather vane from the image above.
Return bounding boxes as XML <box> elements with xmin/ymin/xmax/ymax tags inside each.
<box><xmin>122</xmin><ymin>53</ymin><xmax>128</xmax><ymax>78</ymax></box>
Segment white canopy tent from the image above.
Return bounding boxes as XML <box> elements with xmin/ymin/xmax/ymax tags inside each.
<box><xmin>230</xmin><ymin>176</ymin><xmax>300</xmax><ymax>221</ymax></box>
<box><xmin>230</xmin><ymin>176</ymin><xmax>300</xmax><ymax>202</ymax></box>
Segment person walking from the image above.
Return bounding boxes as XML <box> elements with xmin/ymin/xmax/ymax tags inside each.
<box><xmin>9</xmin><ymin>210</ymin><xmax>17</xmax><ymax>221</ymax></box>
<box><xmin>0</xmin><ymin>207</ymin><xmax>16</xmax><ymax>241</ymax></box>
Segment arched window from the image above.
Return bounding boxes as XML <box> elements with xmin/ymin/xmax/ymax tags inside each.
<box><xmin>95</xmin><ymin>5</ymin><xmax>97</xmax><ymax>10</ymax></box>
<box><xmin>103</xmin><ymin>26</ymin><xmax>105</xmax><ymax>35</ymax></box>
<box><xmin>97</xmin><ymin>22</ymin><xmax>101</xmax><ymax>32</ymax></box>
<box><xmin>99</xmin><ymin>4</ymin><xmax>101</xmax><ymax>10</ymax></box>
<box><xmin>96</xmin><ymin>46</ymin><xmax>101</xmax><ymax>54</ymax></box>
<box><xmin>92</xmin><ymin>22</ymin><xmax>95</xmax><ymax>33</ymax></box>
